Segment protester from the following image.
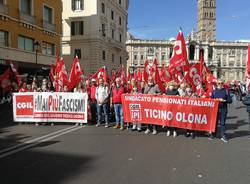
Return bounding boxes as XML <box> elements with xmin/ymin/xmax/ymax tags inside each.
<box><xmin>130</xmin><ymin>79</ymin><xmax>142</xmax><ymax>132</ymax></box>
<box><xmin>185</xmin><ymin>87</ymin><xmax>197</xmax><ymax>139</ymax></box>
<box><xmin>144</xmin><ymin>75</ymin><xmax>161</xmax><ymax>135</ymax></box>
<box><xmin>165</xmin><ymin>81</ymin><xmax>179</xmax><ymax>137</ymax></box>
<box><xmin>178</xmin><ymin>82</ymin><xmax>187</xmax><ymax>97</ymax></box>
<box><xmin>110</xmin><ymin>77</ymin><xmax>125</xmax><ymax>130</ymax></box>
<box><xmin>95</xmin><ymin>78</ymin><xmax>109</xmax><ymax>127</ymax></box>
<box><xmin>89</xmin><ymin>78</ymin><xmax>97</xmax><ymax>124</ymax></box>
<box><xmin>210</xmin><ymin>79</ymin><xmax>232</xmax><ymax>143</ymax></box>
<box><xmin>242</xmin><ymin>85</ymin><xmax>250</xmax><ymax>138</ymax></box>
<box><xmin>41</xmin><ymin>78</ymin><xmax>48</xmax><ymax>92</ymax></box>
<box><xmin>19</xmin><ymin>82</ymin><xmax>28</xmax><ymax>92</ymax></box>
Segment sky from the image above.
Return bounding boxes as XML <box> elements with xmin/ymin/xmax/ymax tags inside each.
<box><xmin>128</xmin><ymin>0</ymin><xmax>250</xmax><ymax>41</ymax></box>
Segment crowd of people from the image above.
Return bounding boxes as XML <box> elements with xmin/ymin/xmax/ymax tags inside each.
<box><xmin>4</xmin><ymin>74</ymin><xmax>249</xmax><ymax>143</ymax></box>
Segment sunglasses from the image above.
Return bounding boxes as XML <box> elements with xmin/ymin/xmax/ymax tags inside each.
<box><xmin>217</xmin><ymin>83</ymin><xmax>223</xmax><ymax>85</ymax></box>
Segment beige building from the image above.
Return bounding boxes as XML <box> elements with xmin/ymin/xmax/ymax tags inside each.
<box><xmin>0</xmin><ymin>0</ymin><xmax>62</xmax><ymax>73</ymax></box>
<box><xmin>126</xmin><ymin>0</ymin><xmax>248</xmax><ymax>82</ymax></box>
<box><xmin>62</xmin><ymin>0</ymin><xmax>129</xmax><ymax>74</ymax></box>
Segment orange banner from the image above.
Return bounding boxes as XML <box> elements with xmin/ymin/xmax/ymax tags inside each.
<box><xmin>122</xmin><ymin>94</ymin><xmax>219</xmax><ymax>132</ymax></box>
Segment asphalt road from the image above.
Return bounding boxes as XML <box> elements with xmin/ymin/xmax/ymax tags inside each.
<box><xmin>0</xmin><ymin>102</ymin><xmax>250</xmax><ymax>184</ymax></box>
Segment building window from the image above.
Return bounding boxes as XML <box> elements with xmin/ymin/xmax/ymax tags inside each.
<box><xmin>72</xmin><ymin>0</ymin><xmax>84</xmax><ymax>11</ymax></box>
<box><xmin>119</xmin><ymin>0</ymin><xmax>122</xmax><ymax>5</ymax></box>
<box><xmin>111</xmin><ymin>29</ymin><xmax>114</xmax><ymax>39</ymax></box>
<box><xmin>101</xmin><ymin>24</ymin><xmax>106</xmax><ymax>37</ymax></box>
<box><xmin>161</xmin><ymin>54</ymin><xmax>166</xmax><ymax>61</ymax></box>
<box><xmin>101</xmin><ymin>2</ymin><xmax>105</xmax><ymax>14</ymax></box>
<box><xmin>0</xmin><ymin>0</ymin><xmax>4</xmax><ymax>4</ymax></box>
<box><xmin>18</xmin><ymin>35</ymin><xmax>34</xmax><ymax>52</ymax></box>
<box><xmin>20</xmin><ymin>0</ymin><xmax>32</xmax><ymax>14</ymax></box>
<box><xmin>111</xmin><ymin>10</ymin><xmax>114</xmax><ymax>20</ymax></box>
<box><xmin>112</xmin><ymin>54</ymin><xmax>114</xmax><ymax>63</ymax></box>
<box><xmin>43</xmin><ymin>5</ymin><xmax>53</xmax><ymax>23</ymax></box>
<box><xmin>74</xmin><ymin>49</ymin><xmax>81</xmax><ymax>59</ymax></box>
<box><xmin>71</xmin><ymin>21</ymin><xmax>84</xmax><ymax>36</ymax></box>
<box><xmin>42</xmin><ymin>42</ymin><xmax>55</xmax><ymax>55</ymax></box>
<box><xmin>120</xmin><ymin>56</ymin><xmax>122</xmax><ymax>65</ymax></box>
<box><xmin>140</xmin><ymin>55</ymin><xmax>144</xmax><ymax>60</ymax></box>
<box><xmin>102</xmin><ymin>50</ymin><xmax>106</xmax><ymax>60</ymax></box>
<box><xmin>0</xmin><ymin>30</ymin><xmax>8</xmax><ymax>47</ymax></box>
<box><xmin>119</xmin><ymin>17</ymin><xmax>122</xmax><ymax>25</ymax></box>
<box><xmin>119</xmin><ymin>34</ymin><xmax>122</xmax><ymax>42</ymax></box>
<box><xmin>134</xmin><ymin>54</ymin><xmax>137</xmax><ymax>60</ymax></box>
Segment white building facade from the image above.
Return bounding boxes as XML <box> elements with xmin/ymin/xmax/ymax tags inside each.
<box><xmin>126</xmin><ymin>0</ymin><xmax>248</xmax><ymax>82</ymax></box>
<box><xmin>62</xmin><ymin>0</ymin><xmax>129</xmax><ymax>74</ymax></box>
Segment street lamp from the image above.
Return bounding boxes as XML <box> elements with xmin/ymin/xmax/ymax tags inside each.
<box><xmin>34</xmin><ymin>41</ymin><xmax>40</xmax><ymax>64</ymax></box>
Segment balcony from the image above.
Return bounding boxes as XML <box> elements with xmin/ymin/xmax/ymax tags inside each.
<box><xmin>43</xmin><ymin>20</ymin><xmax>56</xmax><ymax>32</ymax></box>
<box><xmin>19</xmin><ymin>11</ymin><xmax>36</xmax><ymax>25</ymax></box>
<box><xmin>0</xmin><ymin>3</ymin><xmax>8</xmax><ymax>15</ymax></box>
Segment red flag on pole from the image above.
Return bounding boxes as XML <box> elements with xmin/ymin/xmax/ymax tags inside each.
<box><xmin>152</xmin><ymin>58</ymin><xmax>165</xmax><ymax>93</ymax></box>
<box><xmin>246</xmin><ymin>44</ymin><xmax>250</xmax><ymax>89</ymax></box>
<box><xmin>91</xmin><ymin>67</ymin><xmax>108</xmax><ymax>82</ymax></box>
<box><xmin>137</xmin><ymin>68</ymin><xmax>142</xmax><ymax>82</ymax></box>
<box><xmin>200</xmin><ymin>51</ymin><xmax>204</xmax><ymax>85</ymax></box>
<box><xmin>69</xmin><ymin>56</ymin><xmax>83</xmax><ymax>90</ymax></box>
<box><xmin>170</xmin><ymin>30</ymin><xmax>190</xmax><ymax>75</ymax></box>
<box><xmin>10</xmin><ymin>62</ymin><xmax>21</xmax><ymax>87</ymax></box>
<box><xmin>55</xmin><ymin>58</ymin><xmax>69</xmax><ymax>92</ymax></box>
<box><xmin>0</xmin><ymin>69</ymin><xmax>12</xmax><ymax>92</ymax></box>
<box><xmin>143</xmin><ymin>60</ymin><xmax>150</xmax><ymax>82</ymax></box>
<box><xmin>133</xmin><ymin>70</ymin><xmax>137</xmax><ymax>80</ymax></box>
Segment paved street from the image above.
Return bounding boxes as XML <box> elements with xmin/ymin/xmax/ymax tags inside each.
<box><xmin>0</xmin><ymin>102</ymin><xmax>250</xmax><ymax>184</ymax></box>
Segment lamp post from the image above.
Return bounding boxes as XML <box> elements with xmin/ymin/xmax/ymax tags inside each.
<box><xmin>34</xmin><ymin>41</ymin><xmax>40</xmax><ymax>64</ymax></box>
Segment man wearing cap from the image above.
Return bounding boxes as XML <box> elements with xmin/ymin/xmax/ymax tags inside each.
<box><xmin>211</xmin><ymin>79</ymin><xmax>232</xmax><ymax>143</ymax></box>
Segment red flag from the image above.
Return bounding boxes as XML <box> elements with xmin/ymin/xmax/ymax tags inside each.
<box><xmin>127</xmin><ymin>71</ymin><xmax>131</xmax><ymax>83</ymax></box>
<box><xmin>103</xmin><ymin>67</ymin><xmax>109</xmax><ymax>82</ymax></box>
<box><xmin>200</xmin><ymin>51</ymin><xmax>204</xmax><ymax>84</ymax></box>
<box><xmin>69</xmin><ymin>56</ymin><xmax>83</xmax><ymax>90</ymax></box>
<box><xmin>133</xmin><ymin>70</ymin><xmax>137</xmax><ymax>80</ymax></box>
<box><xmin>50</xmin><ymin>64</ymin><xmax>56</xmax><ymax>83</ymax></box>
<box><xmin>121</xmin><ymin>67</ymin><xmax>126</xmax><ymax>83</ymax></box>
<box><xmin>0</xmin><ymin>69</ymin><xmax>12</xmax><ymax>92</ymax></box>
<box><xmin>170</xmin><ymin>30</ymin><xmax>190</xmax><ymax>75</ymax></box>
<box><xmin>91</xmin><ymin>67</ymin><xmax>109</xmax><ymax>82</ymax></box>
<box><xmin>137</xmin><ymin>69</ymin><xmax>142</xmax><ymax>82</ymax></box>
<box><xmin>111</xmin><ymin>70</ymin><xmax>116</xmax><ymax>82</ymax></box>
<box><xmin>10</xmin><ymin>62</ymin><xmax>21</xmax><ymax>87</ymax></box>
<box><xmin>55</xmin><ymin>58</ymin><xmax>69</xmax><ymax>92</ymax></box>
<box><xmin>161</xmin><ymin>65</ymin><xmax>172</xmax><ymax>83</ymax></box>
<box><xmin>246</xmin><ymin>44</ymin><xmax>250</xmax><ymax>89</ymax></box>
<box><xmin>143</xmin><ymin>60</ymin><xmax>150</xmax><ymax>82</ymax></box>
<box><xmin>152</xmin><ymin>58</ymin><xmax>165</xmax><ymax>93</ymax></box>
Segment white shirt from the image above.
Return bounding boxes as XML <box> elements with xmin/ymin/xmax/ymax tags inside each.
<box><xmin>95</xmin><ymin>85</ymin><xmax>109</xmax><ymax>104</ymax></box>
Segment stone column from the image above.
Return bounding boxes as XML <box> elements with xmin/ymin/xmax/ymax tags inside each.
<box><xmin>195</xmin><ymin>45</ymin><xmax>200</xmax><ymax>61</ymax></box>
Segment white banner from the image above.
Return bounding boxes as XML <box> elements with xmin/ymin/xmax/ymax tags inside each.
<box><xmin>13</xmin><ymin>92</ymin><xmax>88</xmax><ymax>123</ymax></box>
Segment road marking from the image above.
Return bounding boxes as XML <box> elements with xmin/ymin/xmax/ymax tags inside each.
<box><xmin>0</xmin><ymin>125</ymin><xmax>83</xmax><ymax>154</ymax></box>
<box><xmin>0</xmin><ymin>125</ymin><xmax>84</xmax><ymax>159</ymax></box>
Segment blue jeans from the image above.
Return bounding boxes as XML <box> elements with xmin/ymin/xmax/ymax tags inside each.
<box><xmin>217</xmin><ymin>108</ymin><xmax>227</xmax><ymax>137</ymax></box>
<box><xmin>114</xmin><ymin>104</ymin><xmax>124</xmax><ymax>126</ymax></box>
<box><xmin>97</xmin><ymin>103</ymin><xmax>109</xmax><ymax>124</ymax></box>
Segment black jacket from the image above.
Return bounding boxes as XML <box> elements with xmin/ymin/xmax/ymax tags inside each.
<box><xmin>242</xmin><ymin>93</ymin><xmax>250</xmax><ymax>112</ymax></box>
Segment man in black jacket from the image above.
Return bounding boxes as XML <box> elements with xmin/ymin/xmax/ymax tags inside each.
<box><xmin>211</xmin><ymin>79</ymin><xmax>232</xmax><ymax>143</ymax></box>
<box><xmin>242</xmin><ymin>85</ymin><xmax>250</xmax><ymax>138</ymax></box>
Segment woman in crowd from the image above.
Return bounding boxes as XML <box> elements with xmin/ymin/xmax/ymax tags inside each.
<box><xmin>130</xmin><ymin>78</ymin><xmax>142</xmax><ymax>132</ymax></box>
<box><xmin>185</xmin><ymin>87</ymin><xmax>197</xmax><ymax>138</ymax></box>
<box><xmin>165</xmin><ymin>81</ymin><xmax>179</xmax><ymax>138</ymax></box>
